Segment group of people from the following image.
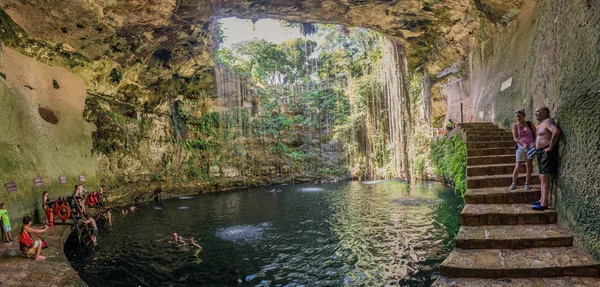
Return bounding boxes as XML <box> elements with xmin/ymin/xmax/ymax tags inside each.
<box><xmin>171</xmin><ymin>232</ymin><xmax>203</xmax><ymax>263</ymax></box>
<box><xmin>1</xmin><ymin>202</ymin><xmax>50</xmax><ymax>261</ymax></box>
<box><xmin>121</xmin><ymin>204</ymin><xmax>137</xmax><ymax>215</ymax></box>
<box><xmin>0</xmin><ymin>184</ymin><xmax>112</xmax><ymax>261</ymax></box>
<box><xmin>509</xmin><ymin>106</ymin><xmax>560</xmax><ymax>211</ymax></box>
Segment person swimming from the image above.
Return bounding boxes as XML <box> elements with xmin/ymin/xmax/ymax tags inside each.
<box><xmin>171</xmin><ymin>233</ymin><xmax>186</xmax><ymax>246</ymax></box>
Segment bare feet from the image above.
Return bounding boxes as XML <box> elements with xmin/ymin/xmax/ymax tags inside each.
<box><xmin>35</xmin><ymin>255</ymin><xmax>46</xmax><ymax>261</ymax></box>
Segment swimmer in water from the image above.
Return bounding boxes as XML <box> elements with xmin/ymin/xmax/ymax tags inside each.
<box><xmin>189</xmin><ymin>237</ymin><xmax>201</xmax><ymax>249</ymax></box>
<box><xmin>171</xmin><ymin>233</ymin><xmax>186</xmax><ymax>246</ymax></box>
<box><xmin>189</xmin><ymin>237</ymin><xmax>202</xmax><ymax>264</ymax></box>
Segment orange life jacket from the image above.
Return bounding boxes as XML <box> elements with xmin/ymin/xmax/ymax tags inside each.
<box><xmin>20</xmin><ymin>230</ymin><xmax>34</xmax><ymax>248</ymax></box>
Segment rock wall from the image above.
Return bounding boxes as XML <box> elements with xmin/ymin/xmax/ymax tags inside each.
<box><xmin>0</xmin><ymin>45</ymin><xmax>97</xmax><ymax>229</ymax></box>
<box><xmin>0</xmin><ymin>1</ymin><xmax>526</xmax><ymax>193</ymax></box>
<box><xmin>441</xmin><ymin>0</ymin><xmax>600</xmax><ymax>258</ymax></box>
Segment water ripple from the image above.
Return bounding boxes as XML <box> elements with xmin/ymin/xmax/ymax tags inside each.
<box><xmin>67</xmin><ymin>181</ymin><xmax>463</xmax><ymax>287</ymax></box>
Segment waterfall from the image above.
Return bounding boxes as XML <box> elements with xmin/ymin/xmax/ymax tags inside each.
<box><xmin>172</xmin><ymin>101</ymin><xmax>181</xmax><ymax>139</ymax></box>
<box><xmin>214</xmin><ymin>63</ymin><xmax>253</xmax><ymax>174</ymax></box>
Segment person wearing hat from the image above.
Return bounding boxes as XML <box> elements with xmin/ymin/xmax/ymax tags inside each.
<box><xmin>509</xmin><ymin>109</ymin><xmax>536</xmax><ymax>191</ymax></box>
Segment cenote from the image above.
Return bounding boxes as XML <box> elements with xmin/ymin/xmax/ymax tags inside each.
<box><xmin>66</xmin><ymin>181</ymin><xmax>462</xmax><ymax>286</ymax></box>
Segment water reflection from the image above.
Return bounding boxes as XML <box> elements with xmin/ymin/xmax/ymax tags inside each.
<box><xmin>67</xmin><ymin>181</ymin><xmax>462</xmax><ymax>286</ymax></box>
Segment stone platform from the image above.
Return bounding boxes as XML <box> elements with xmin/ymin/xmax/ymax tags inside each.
<box><xmin>434</xmin><ymin>276</ymin><xmax>600</xmax><ymax>286</ymax></box>
<box><xmin>436</xmin><ymin>123</ymin><xmax>600</xmax><ymax>286</ymax></box>
<box><xmin>0</xmin><ymin>225</ymin><xmax>86</xmax><ymax>287</ymax></box>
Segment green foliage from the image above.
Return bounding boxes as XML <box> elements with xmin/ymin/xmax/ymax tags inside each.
<box><xmin>151</xmin><ymin>173</ymin><xmax>163</xmax><ymax>182</ymax></box>
<box><xmin>110</xmin><ymin>68</ymin><xmax>123</xmax><ymax>84</ymax></box>
<box><xmin>429</xmin><ymin>135</ymin><xmax>467</xmax><ymax>196</ymax></box>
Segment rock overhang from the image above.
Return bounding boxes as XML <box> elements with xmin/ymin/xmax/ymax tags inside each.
<box><xmin>1</xmin><ymin>0</ymin><xmax>525</xmax><ymax>76</ymax></box>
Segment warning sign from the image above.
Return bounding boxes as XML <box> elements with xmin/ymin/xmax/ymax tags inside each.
<box><xmin>79</xmin><ymin>175</ymin><xmax>86</xmax><ymax>182</ymax></box>
<box><xmin>59</xmin><ymin>176</ymin><xmax>67</xmax><ymax>184</ymax></box>
<box><xmin>33</xmin><ymin>178</ymin><xmax>44</xmax><ymax>187</ymax></box>
<box><xmin>4</xmin><ymin>182</ymin><xmax>17</xmax><ymax>193</ymax></box>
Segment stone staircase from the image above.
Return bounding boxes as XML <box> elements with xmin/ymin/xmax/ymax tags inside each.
<box><xmin>434</xmin><ymin>122</ymin><xmax>600</xmax><ymax>286</ymax></box>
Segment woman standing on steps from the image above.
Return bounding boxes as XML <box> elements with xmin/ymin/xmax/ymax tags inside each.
<box><xmin>509</xmin><ymin>109</ymin><xmax>536</xmax><ymax>191</ymax></box>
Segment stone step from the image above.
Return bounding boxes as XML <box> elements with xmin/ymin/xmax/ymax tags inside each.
<box><xmin>463</xmin><ymin>130</ymin><xmax>505</xmax><ymax>135</ymax></box>
<box><xmin>464</xmin><ymin>185</ymin><xmax>540</xmax><ymax>204</ymax></box>
<box><xmin>461</xmin><ymin>203</ymin><xmax>557</xmax><ymax>226</ymax></box>
<box><xmin>440</xmin><ymin>247</ymin><xmax>600</xmax><ymax>278</ymax></box>
<box><xmin>467</xmin><ymin>155</ymin><xmax>515</xmax><ymax>166</ymax></box>
<box><xmin>455</xmin><ymin>225</ymin><xmax>573</xmax><ymax>249</ymax></box>
<box><xmin>468</xmin><ymin>173</ymin><xmax>540</xmax><ymax>189</ymax></box>
<box><xmin>461</xmin><ymin>129</ymin><xmax>505</xmax><ymax>134</ymax></box>
<box><xmin>433</xmin><ymin>276</ymin><xmax>600</xmax><ymax>286</ymax></box>
<box><xmin>467</xmin><ymin>163</ymin><xmax>522</xmax><ymax>176</ymax></box>
<box><xmin>466</xmin><ymin>135</ymin><xmax>513</xmax><ymax>142</ymax></box>
<box><xmin>467</xmin><ymin>141</ymin><xmax>514</xmax><ymax>149</ymax></box>
<box><xmin>459</xmin><ymin>122</ymin><xmax>497</xmax><ymax>126</ymax></box>
<box><xmin>467</xmin><ymin>147</ymin><xmax>515</xmax><ymax>157</ymax></box>
<box><xmin>464</xmin><ymin>131</ymin><xmax>512</xmax><ymax>137</ymax></box>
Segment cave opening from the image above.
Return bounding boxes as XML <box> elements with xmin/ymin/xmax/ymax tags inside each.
<box><xmin>173</xmin><ymin>17</ymin><xmax>418</xmax><ymax>181</ymax></box>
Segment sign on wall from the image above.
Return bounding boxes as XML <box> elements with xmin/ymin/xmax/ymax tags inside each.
<box><xmin>79</xmin><ymin>175</ymin><xmax>86</xmax><ymax>182</ymax></box>
<box><xmin>33</xmin><ymin>177</ymin><xmax>44</xmax><ymax>187</ymax></box>
<box><xmin>59</xmin><ymin>176</ymin><xmax>67</xmax><ymax>184</ymax></box>
<box><xmin>4</xmin><ymin>182</ymin><xmax>17</xmax><ymax>193</ymax></box>
<box><xmin>500</xmin><ymin>77</ymin><xmax>513</xmax><ymax>91</ymax></box>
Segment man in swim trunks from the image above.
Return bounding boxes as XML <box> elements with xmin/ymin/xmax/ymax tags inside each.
<box><xmin>532</xmin><ymin>106</ymin><xmax>560</xmax><ymax>210</ymax></box>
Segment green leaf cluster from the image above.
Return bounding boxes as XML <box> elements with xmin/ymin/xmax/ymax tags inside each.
<box><xmin>429</xmin><ymin>135</ymin><xmax>467</xmax><ymax>196</ymax></box>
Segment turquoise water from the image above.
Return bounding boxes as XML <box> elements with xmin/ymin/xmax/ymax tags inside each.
<box><xmin>68</xmin><ymin>180</ymin><xmax>463</xmax><ymax>286</ymax></box>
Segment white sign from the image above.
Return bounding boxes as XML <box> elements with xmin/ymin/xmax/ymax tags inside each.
<box><xmin>500</xmin><ymin>77</ymin><xmax>513</xmax><ymax>91</ymax></box>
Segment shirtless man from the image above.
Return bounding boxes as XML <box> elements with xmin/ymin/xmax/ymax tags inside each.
<box><xmin>532</xmin><ymin>106</ymin><xmax>560</xmax><ymax>210</ymax></box>
<box><xmin>82</xmin><ymin>215</ymin><xmax>98</xmax><ymax>245</ymax></box>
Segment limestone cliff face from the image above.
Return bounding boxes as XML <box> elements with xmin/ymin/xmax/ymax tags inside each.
<box><xmin>0</xmin><ymin>45</ymin><xmax>96</xmax><ymax>226</ymax></box>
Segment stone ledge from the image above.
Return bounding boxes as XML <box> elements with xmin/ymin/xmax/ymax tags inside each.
<box><xmin>467</xmin><ymin>141</ymin><xmax>515</xmax><ymax>149</ymax></box>
<box><xmin>0</xmin><ymin>225</ymin><xmax>86</xmax><ymax>287</ymax></box>
<box><xmin>467</xmin><ymin>163</ymin><xmax>523</xmax><ymax>177</ymax></box>
<box><xmin>467</xmin><ymin>147</ymin><xmax>515</xmax><ymax>157</ymax></box>
<box><xmin>467</xmin><ymin>154</ymin><xmax>516</xmax><ymax>166</ymax></box>
<box><xmin>460</xmin><ymin>203</ymin><xmax>557</xmax><ymax>226</ymax></box>
<box><xmin>455</xmin><ymin>224</ymin><xmax>573</xmax><ymax>249</ymax></box>
<box><xmin>433</xmin><ymin>275</ymin><xmax>600</xmax><ymax>286</ymax></box>
<box><xmin>467</xmin><ymin>174</ymin><xmax>540</xmax><ymax>189</ymax></box>
<box><xmin>465</xmin><ymin>185</ymin><xmax>540</xmax><ymax>204</ymax></box>
<box><xmin>440</xmin><ymin>247</ymin><xmax>600</xmax><ymax>278</ymax></box>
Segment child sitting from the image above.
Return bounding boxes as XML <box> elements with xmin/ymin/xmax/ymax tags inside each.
<box><xmin>0</xmin><ymin>203</ymin><xmax>13</xmax><ymax>243</ymax></box>
<box><xmin>20</xmin><ymin>216</ymin><xmax>48</xmax><ymax>261</ymax></box>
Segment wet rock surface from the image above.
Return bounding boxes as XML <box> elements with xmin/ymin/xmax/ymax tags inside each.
<box><xmin>0</xmin><ymin>225</ymin><xmax>86</xmax><ymax>287</ymax></box>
